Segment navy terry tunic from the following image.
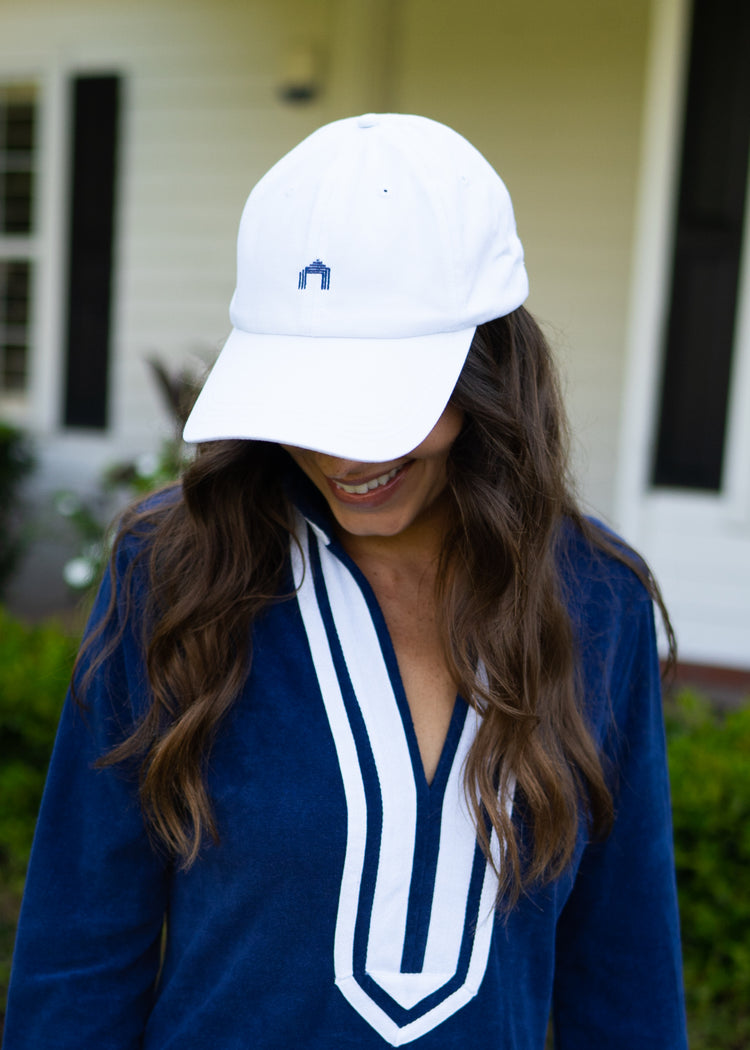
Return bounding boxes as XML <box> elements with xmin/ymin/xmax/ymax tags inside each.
<box><xmin>4</xmin><ymin>505</ymin><xmax>688</xmax><ymax>1049</ymax></box>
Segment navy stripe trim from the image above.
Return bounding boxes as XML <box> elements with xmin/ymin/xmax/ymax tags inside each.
<box><xmin>355</xmin><ymin>839</ymin><xmax>490</xmax><ymax>1025</ymax></box>
<box><xmin>307</xmin><ymin>529</ymin><xmax>386</xmax><ymax>993</ymax></box>
<box><xmin>400</xmin><ymin>700</ymin><xmax>469</xmax><ymax>973</ymax></box>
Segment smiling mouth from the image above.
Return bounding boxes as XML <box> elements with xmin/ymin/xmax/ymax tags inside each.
<box><xmin>331</xmin><ymin>464</ymin><xmax>405</xmax><ymax>495</ymax></box>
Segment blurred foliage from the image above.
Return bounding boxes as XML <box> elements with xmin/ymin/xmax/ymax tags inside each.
<box><xmin>54</xmin><ymin>438</ymin><xmax>189</xmax><ymax>596</ymax></box>
<box><xmin>0</xmin><ymin>608</ymin><xmax>77</xmax><ymax>1012</ymax></box>
<box><xmin>665</xmin><ymin>690</ymin><xmax>750</xmax><ymax>1049</ymax></box>
<box><xmin>0</xmin><ymin>422</ymin><xmax>34</xmax><ymax>598</ymax></box>
<box><xmin>55</xmin><ymin>356</ymin><xmax>199</xmax><ymax>597</ymax></box>
<box><xmin>0</xmin><ymin>609</ymin><xmax>77</xmax><ymax>882</ymax></box>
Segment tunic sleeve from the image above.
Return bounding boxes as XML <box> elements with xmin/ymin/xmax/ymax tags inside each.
<box><xmin>3</xmin><ymin>545</ymin><xmax>169</xmax><ymax>1049</ymax></box>
<box><xmin>552</xmin><ymin>594</ymin><xmax>688</xmax><ymax>1049</ymax></box>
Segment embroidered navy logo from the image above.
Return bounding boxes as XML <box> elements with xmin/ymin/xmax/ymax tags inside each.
<box><xmin>291</xmin><ymin>518</ymin><xmax>514</xmax><ymax>1047</ymax></box>
<box><xmin>298</xmin><ymin>258</ymin><xmax>331</xmax><ymax>290</ymax></box>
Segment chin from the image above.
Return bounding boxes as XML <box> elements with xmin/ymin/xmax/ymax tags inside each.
<box><xmin>333</xmin><ymin>509</ymin><xmax>412</xmax><ymax>539</ymax></box>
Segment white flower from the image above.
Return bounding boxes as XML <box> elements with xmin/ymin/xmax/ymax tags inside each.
<box><xmin>63</xmin><ymin>556</ymin><xmax>98</xmax><ymax>590</ymax></box>
<box><xmin>55</xmin><ymin>492</ymin><xmax>81</xmax><ymax>518</ymax></box>
<box><xmin>135</xmin><ymin>451</ymin><xmax>159</xmax><ymax>478</ymax></box>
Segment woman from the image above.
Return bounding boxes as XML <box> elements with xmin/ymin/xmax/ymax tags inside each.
<box><xmin>5</xmin><ymin>114</ymin><xmax>687</xmax><ymax>1048</ymax></box>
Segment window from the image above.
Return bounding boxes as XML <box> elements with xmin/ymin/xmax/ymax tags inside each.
<box><xmin>0</xmin><ymin>83</ymin><xmax>37</xmax><ymax>400</ymax></box>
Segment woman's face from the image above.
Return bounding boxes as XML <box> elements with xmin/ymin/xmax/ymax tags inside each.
<box><xmin>283</xmin><ymin>406</ymin><xmax>463</xmax><ymax>542</ymax></box>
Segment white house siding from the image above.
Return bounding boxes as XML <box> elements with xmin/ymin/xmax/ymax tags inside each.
<box><xmin>635</xmin><ymin>497</ymin><xmax>750</xmax><ymax>668</ymax></box>
<box><xmin>390</xmin><ymin>0</ymin><xmax>652</xmax><ymax>520</ymax></box>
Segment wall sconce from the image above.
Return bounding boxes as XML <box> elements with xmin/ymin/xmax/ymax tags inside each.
<box><xmin>278</xmin><ymin>43</ymin><xmax>321</xmax><ymax>103</ymax></box>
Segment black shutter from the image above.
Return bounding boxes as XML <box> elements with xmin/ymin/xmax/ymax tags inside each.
<box><xmin>62</xmin><ymin>75</ymin><xmax>120</xmax><ymax>429</ymax></box>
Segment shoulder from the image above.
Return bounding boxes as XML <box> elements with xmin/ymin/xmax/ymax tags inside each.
<box><xmin>110</xmin><ymin>484</ymin><xmax>184</xmax><ymax>573</ymax></box>
<box><xmin>556</xmin><ymin>517</ymin><xmax>660</xmax><ymax>713</ymax></box>
<box><xmin>556</xmin><ymin>515</ymin><xmax>653</xmax><ymax>621</ymax></box>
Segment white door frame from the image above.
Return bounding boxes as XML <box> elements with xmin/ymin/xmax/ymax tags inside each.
<box><xmin>617</xmin><ymin>0</ymin><xmax>750</xmax><ymax>535</ymax></box>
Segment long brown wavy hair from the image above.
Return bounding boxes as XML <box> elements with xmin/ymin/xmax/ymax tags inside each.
<box><xmin>76</xmin><ymin>306</ymin><xmax>674</xmax><ymax>904</ymax></box>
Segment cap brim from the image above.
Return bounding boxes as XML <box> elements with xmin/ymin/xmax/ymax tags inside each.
<box><xmin>183</xmin><ymin>326</ymin><xmax>475</xmax><ymax>461</ymax></box>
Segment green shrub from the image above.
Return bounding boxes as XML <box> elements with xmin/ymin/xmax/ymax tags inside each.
<box><xmin>0</xmin><ymin>604</ymin><xmax>76</xmax><ymax>1020</ymax></box>
<box><xmin>0</xmin><ymin>607</ymin><xmax>77</xmax><ymax>1017</ymax></box>
<box><xmin>0</xmin><ymin>423</ymin><xmax>34</xmax><ymax>598</ymax></box>
<box><xmin>0</xmin><ymin>608</ymin><xmax>76</xmax><ymax>882</ymax></box>
<box><xmin>666</xmin><ymin>691</ymin><xmax>750</xmax><ymax>1049</ymax></box>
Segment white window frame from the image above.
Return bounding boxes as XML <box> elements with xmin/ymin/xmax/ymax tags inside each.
<box><xmin>0</xmin><ymin>63</ymin><xmax>70</xmax><ymax>435</ymax></box>
<box><xmin>0</xmin><ymin>80</ymin><xmax>38</xmax><ymax>416</ymax></box>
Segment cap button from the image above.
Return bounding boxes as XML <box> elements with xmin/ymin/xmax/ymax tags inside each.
<box><xmin>357</xmin><ymin>114</ymin><xmax>379</xmax><ymax>129</ymax></box>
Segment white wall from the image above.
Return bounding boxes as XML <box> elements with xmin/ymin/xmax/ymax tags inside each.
<box><xmin>391</xmin><ymin>0</ymin><xmax>651</xmax><ymax>519</ymax></box>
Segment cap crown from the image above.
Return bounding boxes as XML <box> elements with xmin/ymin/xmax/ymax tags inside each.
<box><xmin>230</xmin><ymin>113</ymin><xmax>527</xmax><ymax>340</ymax></box>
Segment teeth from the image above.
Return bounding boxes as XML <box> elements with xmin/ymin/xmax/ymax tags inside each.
<box><xmin>335</xmin><ymin>465</ymin><xmax>401</xmax><ymax>494</ymax></box>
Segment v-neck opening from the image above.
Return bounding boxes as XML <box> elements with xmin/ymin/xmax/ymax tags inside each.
<box><xmin>323</xmin><ymin>529</ymin><xmax>467</xmax><ymax>800</ymax></box>
<box><xmin>294</xmin><ymin>520</ymin><xmax>505</xmax><ymax>1031</ymax></box>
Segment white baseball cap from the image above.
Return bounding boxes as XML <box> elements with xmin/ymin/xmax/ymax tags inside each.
<box><xmin>183</xmin><ymin>113</ymin><xmax>528</xmax><ymax>461</ymax></box>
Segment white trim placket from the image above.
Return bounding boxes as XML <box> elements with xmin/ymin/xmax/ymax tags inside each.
<box><xmin>292</xmin><ymin>521</ymin><xmax>514</xmax><ymax>1045</ymax></box>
